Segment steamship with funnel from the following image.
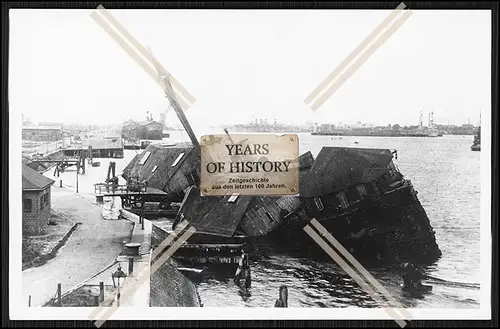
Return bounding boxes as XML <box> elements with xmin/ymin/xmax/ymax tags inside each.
<box><xmin>121</xmin><ymin>110</ymin><xmax>171</xmax><ymax>150</ymax></box>
<box><xmin>115</xmin><ymin>51</ymin><xmax>442</xmax><ymax>267</ymax></box>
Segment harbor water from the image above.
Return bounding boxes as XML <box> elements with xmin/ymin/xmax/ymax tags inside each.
<box><xmin>49</xmin><ymin>132</ymin><xmax>482</xmax><ymax>308</ymax></box>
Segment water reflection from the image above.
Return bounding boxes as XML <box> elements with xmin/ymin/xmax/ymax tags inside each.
<box><xmin>238</xmin><ymin>286</ymin><xmax>252</xmax><ymax>303</ymax></box>
<box><xmin>193</xmin><ymin>252</ymin><xmax>473</xmax><ymax>308</ymax></box>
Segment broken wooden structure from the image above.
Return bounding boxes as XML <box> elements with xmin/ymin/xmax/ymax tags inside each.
<box><xmin>62</xmin><ymin>137</ymin><xmax>124</xmax><ymax>159</ymax></box>
<box><xmin>273</xmin><ymin>146</ymin><xmax>442</xmax><ymax>266</ymax></box>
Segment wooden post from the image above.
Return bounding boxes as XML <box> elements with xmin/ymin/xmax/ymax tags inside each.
<box><xmin>81</xmin><ymin>153</ymin><xmax>86</xmax><ymax>175</ymax></box>
<box><xmin>76</xmin><ymin>158</ymin><xmax>79</xmax><ymax>193</ymax></box>
<box><xmin>99</xmin><ymin>281</ymin><xmax>104</xmax><ymax>303</ymax></box>
<box><xmin>28</xmin><ymin>295</ymin><xmax>31</xmax><ymax>307</ymax></box>
<box><xmin>141</xmin><ymin>202</ymin><xmax>145</xmax><ymax>230</ymax></box>
<box><xmin>56</xmin><ymin>283</ymin><xmax>62</xmax><ymax>307</ymax></box>
<box><xmin>107</xmin><ymin>162</ymin><xmax>112</xmax><ymax>181</ymax></box>
<box><xmin>59</xmin><ymin>180</ymin><xmax>62</xmax><ymax>187</ymax></box>
<box><xmin>116</xmin><ymin>285</ymin><xmax>120</xmax><ymax>307</ymax></box>
<box><xmin>128</xmin><ymin>257</ymin><xmax>134</xmax><ymax>276</ymax></box>
<box><xmin>94</xmin><ymin>295</ymin><xmax>100</xmax><ymax>307</ymax></box>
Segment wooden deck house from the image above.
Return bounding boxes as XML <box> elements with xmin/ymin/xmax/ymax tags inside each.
<box><xmin>121</xmin><ymin>143</ymin><xmax>200</xmax><ymax>202</ymax></box>
<box><xmin>299</xmin><ymin>147</ymin><xmax>396</xmax><ymax>220</ymax></box>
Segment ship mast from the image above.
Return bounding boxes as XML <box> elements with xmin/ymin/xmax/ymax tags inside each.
<box><xmin>147</xmin><ymin>49</ymin><xmax>200</xmax><ymax>148</ymax></box>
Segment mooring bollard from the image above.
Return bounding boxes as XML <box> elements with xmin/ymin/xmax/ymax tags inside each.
<box><xmin>128</xmin><ymin>257</ymin><xmax>134</xmax><ymax>276</ymax></box>
<box><xmin>57</xmin><ymin>283</ymin><xmax>62</xmax><ymax>307</ymax></box>
<box><xmin>99</xmin><ymin>281</ymin><xmax>104</xmax><ymax>303</ymax></box>
<box><xmin>274</xmin><ymin>285</ymin><xmax>288</xmax><ymax>307</ymax></box>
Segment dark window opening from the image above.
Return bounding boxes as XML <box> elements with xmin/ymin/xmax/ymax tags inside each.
<box><xmin>345</xmin><ymin>187</ymin><xmax>360</xmax><ymax>203</ymax></box>
<box><xmin>356</xmin><ymin>184</ymin><xmax>367</xmax><ymax>198</ymax></box>
<box><xmin>186</xmin><ymin>170</ymin><xmax>200</xmax><ymax>186</ymax></box>
<box><xmin>314</xmin><ymin>197</ymin><xmax>324</xmax><ymax>211</ymax></box>
<box><xmin>365</xmin><ymin>183</ymin><xmax>376</xmax><ymax>195</ymax></box>
<box><xmin>265</xmin><ymin>212</ymin><xmax>275</xmax><ymax>223</ymax></box>
<box><xmin>337</xmin><ymin>191</ymin><xmax>349</xmax><ymax>209</ymax></box>
<box><xmin>23</xmin><ymin>199</ymin><xmax>32</xmax><ymax>212</ymax></box>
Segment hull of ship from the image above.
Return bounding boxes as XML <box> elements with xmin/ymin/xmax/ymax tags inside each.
<box><xmin>257</xmin><ymin>181</ymin><xmax>442</xmax><ymax>267</ymax></box>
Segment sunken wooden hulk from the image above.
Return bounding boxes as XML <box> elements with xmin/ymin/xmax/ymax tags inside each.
<box><xmin>121</xmin><ymin>117</ymin><xmax>164</xmax><ymax>141</ymax></box>
<box><xmin>273</xmin><ymin>147</ymin><xmax>442</xmax><ymax>266</ymax></box>
<box><xmin>120</xmin><ymin>51</ymin><xmax>441</xmax><ymax>267</ymax></box>
<box><xmin>122</xmin><ymin>144</ymin><xmax>441</xmax><ymax>267</ymax></box>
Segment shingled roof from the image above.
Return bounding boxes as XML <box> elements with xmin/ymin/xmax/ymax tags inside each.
<box><xmin>121</xmin><ymin>143</ymin><xmax>197</xmax><ymax>192</ymax></box>
<box><xmin>22</xmin><ymin>164</ymin><xmax>55</xmax><ymax>190</ymax></box>
<box><xmin>176</xmin><ymin>186</ymin><xmax>252</xmax><ymax>237</ymax></box>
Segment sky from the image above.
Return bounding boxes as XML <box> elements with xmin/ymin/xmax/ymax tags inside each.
<box><xmin>9</xmin><ymin>9</ymin><xmax>491</xmax><ymax>131</ymax></box>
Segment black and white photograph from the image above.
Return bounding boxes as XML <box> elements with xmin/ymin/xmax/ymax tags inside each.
<box><xmin>8</xmin><ymin>4</ymin><xmax>493</xmax><ymax>324</ymax></box>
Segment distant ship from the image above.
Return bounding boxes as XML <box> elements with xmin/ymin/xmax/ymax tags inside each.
<box><xmin>121</xmin><ymin>119</ymin><xmax>164</xmax><ymax>141</ymax></box>
<box><xmin>471</xmin><ymin>126</ymin><xmax>481</xmax><ymax>151</ymax></box>
<box><xmin>427</xmin><ymin>127</ymin><xmax>439</xmax><ymax>137</ymax></box>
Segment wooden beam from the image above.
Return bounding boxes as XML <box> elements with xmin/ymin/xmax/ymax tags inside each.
<box><xmin>147</xmin><ymin>50</ymin><xmax>199</xmax><ymax>148</ymax></box>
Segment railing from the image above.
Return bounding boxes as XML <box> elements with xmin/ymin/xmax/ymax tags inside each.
<box><xmin>94</xmin><ymin>183</ymin><xmax>147</xmax><ymax>195</ymax></box>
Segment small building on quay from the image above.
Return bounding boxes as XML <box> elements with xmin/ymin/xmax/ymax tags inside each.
<box><xmin>22</xmin><ymin>164</ymin><xmax>55</xmax><ymax>235</ymax></box>
<box><xmin>22</xmin><ymin>126</ymin><xmax>63</xmax><ymax>142</ymax></box>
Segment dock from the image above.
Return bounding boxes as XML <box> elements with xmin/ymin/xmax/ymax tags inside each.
<box><xmin>94</xmin><ymin>183</ymin><xmax>168</xmax><ymax>204</ymax></box>
<box><xmin>94</xmin><ymin>184</ymin><xmax>168</xmax><ymax>197</ymax></box>
<box><xmin>62</xmin><ymin>136</ymin><xmax>124</xmax><ymax>159</ymax></box>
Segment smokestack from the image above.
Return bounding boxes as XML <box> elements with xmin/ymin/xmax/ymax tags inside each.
<box><xmin>160</xmin><ymin>112</ymin><xmax>166</xmax><ymax>126</ymax></box>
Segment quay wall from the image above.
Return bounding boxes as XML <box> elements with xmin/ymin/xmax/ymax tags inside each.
<box><xmin>149</xmin><ymin>259</ymin><xmax>201</xmax><ymax>307</ymax></box>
